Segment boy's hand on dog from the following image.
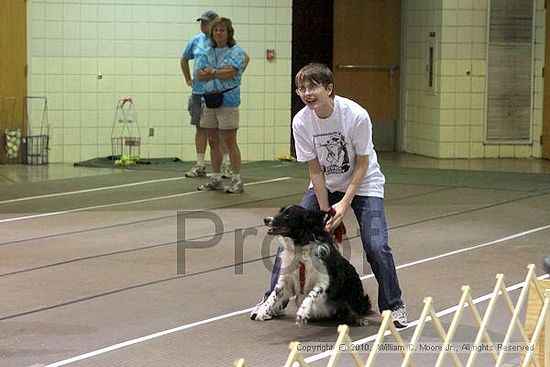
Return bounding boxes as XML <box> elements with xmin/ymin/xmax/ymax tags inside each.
<box><xmin>326</xmin><ymin>202</ymin><xmax>346</xmax><ymax>231</ymax></box>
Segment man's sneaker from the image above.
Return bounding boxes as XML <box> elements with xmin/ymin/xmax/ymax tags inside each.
<box><xmin>391</xmin><ymin>305</ymin><xmax>408</xmax><ymax>328</ymax></box>
<box><xmin>197</xmin><ymin>176</ymin><xmax>223</xmax><ymax>191</ymax></box>
<box><xmin>185</xmin><ymin>164</ymin><xmax>206</xmax><ymax>178</ymax></box>
<box><xmin>221</xmin><ymin>163</ymin><xmax>233</xmax><ymax>178</ymax></box>
<box><xmin>225</xmin><ymin>176</ymin><xmax>244</xmax><ymax>194</ymax></box>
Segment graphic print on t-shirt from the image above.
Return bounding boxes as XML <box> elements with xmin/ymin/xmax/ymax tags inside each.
<box><xmin>314</xmin><ymin>132</ymin><xmax>350</xmax><ymax>175</ymax></box>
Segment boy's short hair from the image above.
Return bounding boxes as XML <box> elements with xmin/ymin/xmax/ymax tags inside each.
<box><xmin>295</xmin><ymin>63</ymin><xmax>334</xmax><ymax>97</ymax></box>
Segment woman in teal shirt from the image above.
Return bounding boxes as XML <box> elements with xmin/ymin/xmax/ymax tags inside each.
<box><xmin>196</xmin><ymin>17</ymin><xmax>249</xmax><ymax>194</ymax></box>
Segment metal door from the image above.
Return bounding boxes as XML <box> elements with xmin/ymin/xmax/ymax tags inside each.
<box><xmin>333</xmin><ymin>0</ymin><xmax>401</xmax><ymax>151</ymax></box>
<box><xmin>543</xmin><ymin>0</ymin><xmax>550</xmax><ymax>159</ymax></box>
<box><xmin>0</xmin><ymin>0</ymin><xmax>27</xmax><ymax>161</ymax></box>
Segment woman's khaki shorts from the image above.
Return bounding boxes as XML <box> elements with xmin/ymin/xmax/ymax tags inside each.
<box><xmin>200</xmin><ymin>107</ymin><xmax>239</xmax><ymax>130</ymax></box>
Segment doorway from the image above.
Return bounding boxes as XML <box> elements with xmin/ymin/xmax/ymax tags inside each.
<box><xmin>0</xmin><ymin>0</ymin><xmax>27</xmax><ymax>162</ymax></box>
<box><xmin>543</xmin><ymin>2</ymin><xmax>550</xmax><ymax>159</ymax></box>
<box><xmin>333</xmin><ymin>0</ymin><xmax>401</xmax><ymax>151</ymax></box>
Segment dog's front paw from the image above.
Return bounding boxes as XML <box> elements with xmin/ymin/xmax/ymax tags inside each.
<box><xmin>252</xmin><ymin>303</ymin><xmax>274</xmax><ymax>321</ymax></box>
<box><xmin>295</xmin><ymin>302</ymin><xmax>312</xmax><ymax>325</ymax></box>
<box><xmin>295</xmin><ymin>312</ymin><xmax>309</xmax><ymax>325</ymax></box>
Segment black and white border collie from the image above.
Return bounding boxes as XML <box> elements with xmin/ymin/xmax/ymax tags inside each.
<box><xmin>251</xmin><ymin>205</ymin><xmax>373</xmax><ymax>325</ymax></box>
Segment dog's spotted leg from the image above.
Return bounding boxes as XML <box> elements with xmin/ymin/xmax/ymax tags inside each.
<box><xmin>253</xmin><ymin>285</ymin><xmax>287</xmax><ymax>321</ymax></box>
<box><xmin>296</xmin><ymin>285</ymin><xmax>325</xmax><ymax>325</ymax></box>
<box><xmin>254</xmin><ymin>291</ymin><xmax>277</xmax><ymax>321</ymax></box>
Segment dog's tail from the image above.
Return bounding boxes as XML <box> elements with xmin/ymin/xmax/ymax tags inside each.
<box><xmin>361</xmin><ymin>293</ymin><xmax>375</xmax><ymax>316</ymax></box>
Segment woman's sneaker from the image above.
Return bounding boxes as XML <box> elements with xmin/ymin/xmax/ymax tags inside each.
<box><xmin>391</xmin><ymin>305</ymin><xmax>408</xmax><ymax>328</ymax></box>
<box><xmin>197</xmin><ymin>176</ymin><xmax>223</xmax><ymax>191</ymax></box>
<box><xmin>225</xmin><ymin>176</ymin><xmax>244</xmax><ymax>193</ymax></box>
<box><xmin>185</xmin><ymin>164</ymin><xmax>206</xmax><ymax>178</ymax></box>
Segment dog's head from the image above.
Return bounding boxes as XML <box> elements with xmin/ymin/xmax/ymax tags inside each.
<box><xmin>264</xmin><ymin>205</ymin><xmax>327</xmax><ymax>244</ymax></box>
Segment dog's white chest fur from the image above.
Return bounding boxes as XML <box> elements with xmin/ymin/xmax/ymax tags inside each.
<box><xmin>278</xmin><ymin>238</ymin><xmax>333</xmax><ymax>318</ymax></box>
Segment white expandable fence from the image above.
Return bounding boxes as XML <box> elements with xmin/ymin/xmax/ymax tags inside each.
<box><xmin>233</xmin><ymin>263</ymin><xmax>549</xmax><ymax>367</ymax></box>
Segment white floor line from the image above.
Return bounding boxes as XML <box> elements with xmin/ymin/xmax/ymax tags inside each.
<box><xmin>43</xmin><ymin>308</ymin><xmax>253</xmax><ymax>367</ymax></box>
<box><xmin>0</xmin><ymin>177</ymin><xmax>291</xmax><ymax>224</ymax></box>
<box><xmin>41</xmin><ymin>224</ymin><xmax>550</xmax><ymax>367</ymax></box>
<box><xmin>304</xmin><ymin>272</ymin><xmax>550</xmax><ymax>364</ymax></box>
<box><xmin>359</xmin><ymin>223</ymin><xmax>550</xmax><ymax>281</ymax></box>
<box><xmin>0</xmin><ymin>176</ymin><xmax>188</xmax><ymax>205</ymax></box>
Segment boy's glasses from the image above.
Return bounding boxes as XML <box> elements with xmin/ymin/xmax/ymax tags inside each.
<box><xmin>295</xmin><ymin>84</ymin><xmax>322</xmax><ymax>95</ymax></box>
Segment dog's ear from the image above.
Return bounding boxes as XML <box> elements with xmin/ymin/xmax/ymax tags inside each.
<box><xmin>305</xmin><ymin>210</ymin><xmax>325</xmax><ymax>229</ymax></box>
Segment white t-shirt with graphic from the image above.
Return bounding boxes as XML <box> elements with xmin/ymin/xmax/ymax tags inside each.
<box><xmin>292</xmin><ymin>95</ymin><xmax>385</xmax><ymax>198</ymax></box>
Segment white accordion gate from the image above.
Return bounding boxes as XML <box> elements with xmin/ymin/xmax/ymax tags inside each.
<box><xmin>234</xmin><ymin>264</ymin><xmax>549</xmax><ymax>367</ymax></box>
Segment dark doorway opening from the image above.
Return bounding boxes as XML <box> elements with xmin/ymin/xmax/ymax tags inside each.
<box><xmin>290</xmin><ymin>1</ymin><xmax>334</xmax><ymax>156</ymax></box>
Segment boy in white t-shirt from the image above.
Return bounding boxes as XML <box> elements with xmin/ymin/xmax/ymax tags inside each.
<box><xmin>251</xmin><ymin>63</ymin><xmax>408</xmax><ymax>328</ymax></box>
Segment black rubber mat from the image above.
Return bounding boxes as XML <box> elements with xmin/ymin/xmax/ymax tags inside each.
<box><xmin>74</xmin><ymin>157</ymin><xmax>190</xmax><ymax>171</ymax></box>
